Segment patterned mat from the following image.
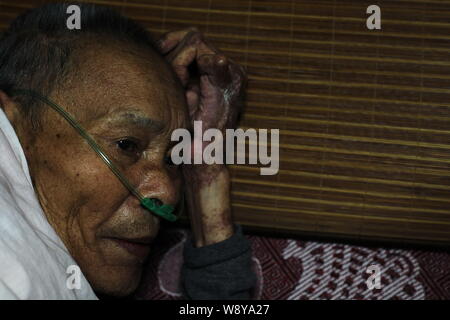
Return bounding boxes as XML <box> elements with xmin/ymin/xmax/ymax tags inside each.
<box><xmin>134</xmin><ymin>228</ymin><xmax>450</xmax><ymax>300</ymax></box>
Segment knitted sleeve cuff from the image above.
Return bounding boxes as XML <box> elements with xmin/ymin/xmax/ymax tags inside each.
<box><xmin>183</xmin><ymin>224</ymin><xmax>251</xmax><ymax>269</ymax></box>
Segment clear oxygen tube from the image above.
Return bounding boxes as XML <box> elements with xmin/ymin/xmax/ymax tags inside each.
<box><xmin>11</xmin><ymin>89</ymin><xmax>179</xmax><ymax>222</ymax></box>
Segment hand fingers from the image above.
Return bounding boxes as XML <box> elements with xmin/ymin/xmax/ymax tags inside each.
<box><xmin>197</xmin><ymin>54</ymin><xmax>246</xmax><ymax>95</ymax></box>
<box><xmin>156</xmin><ymin>27</ymin><xmax>199</xmax><ymax>54</ymax></box>
<box><xmin>167</xmin><ymin>31</ymin><xmax>217</xmax><ymax>86</ymax></box>
<box><xmin>158</xmin><ymin>27</ymin><xmax>221</xmax><ymax>58</ymax></box>
<box><xmin>198</xmin><ymin>60</ymin><xmax>246</xmax><ymax>129</ymax></box>
<box><xmin>160</xmin><ymin>28</ymin><xmax>245</xmax><ymax>117</ymax></box>
<box><xmin>163</xmin><ymin>29</ymin><xmax>219</xmax><ymax>68</ymax></box>
<box><xmin>197</xmin><ymin>54</ymin><xmax>232</xmax><ymax>89</ymax></box>
<box><xmin>166</xmin><ymin>31</ymin><xmax>201</xmax><ymax>63</ymax></box>
<box><xmin>166</xmin><ymin>32</ymin><xmax>199</xmax><ymax>86</ymax></box>
<box><xmin>185</xmin><ymin>83</ymin><xmax>200</xmax><ymax>117</ymax></box>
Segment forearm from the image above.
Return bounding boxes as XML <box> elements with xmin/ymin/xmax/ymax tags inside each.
<box><xmin>181</xmin><ymin>166</ymin><xmax>256</xmax><ymax>300</ymax></box>
<box><xmin>183</xmin><ymin>165</ymin><xmax>234</xmax><ymax>247</ymax></box>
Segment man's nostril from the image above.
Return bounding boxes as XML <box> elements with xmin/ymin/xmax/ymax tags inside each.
<box><xmin>152</xmin><ymin>198</ymin><xmax>163</xmax><ymax>207</ymax></box>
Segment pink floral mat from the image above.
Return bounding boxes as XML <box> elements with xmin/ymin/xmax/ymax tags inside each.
<box><xmin>134</xmin><ymin>228</ymin><xmax>450</xmax><ymax>300</ymax></box>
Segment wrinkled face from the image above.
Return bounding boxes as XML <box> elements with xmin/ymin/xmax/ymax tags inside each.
<box><xmin>20</xmin><ymin>44</ymin><xmax>188</xmax><ymax>296</ymax></box>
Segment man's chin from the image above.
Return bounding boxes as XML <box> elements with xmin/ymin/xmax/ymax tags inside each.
<box><xmin>89</xmin><ymin>265</ymin><xmax>143</xmax><ymax>297</ymax></box>
<box><xmin>71</xmin><ymin>238</ymin><xmax>150</xmax><ymax>297</ymax></box>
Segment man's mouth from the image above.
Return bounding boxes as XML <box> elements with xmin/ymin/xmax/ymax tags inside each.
<box><xmin>108</xmin><ymin>236</ymin><xmax>154</xmax><ymax>260</ymax></box>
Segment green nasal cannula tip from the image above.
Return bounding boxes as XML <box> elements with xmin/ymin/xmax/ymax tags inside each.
<box><xmin>12</xmin><ymin>89</ymin><xmax>177</xmax><ymax>222</ymax></box>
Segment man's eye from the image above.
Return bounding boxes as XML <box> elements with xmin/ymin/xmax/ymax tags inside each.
<box><xmin>116</xmin><ymin>139</ymin><xmax>139</xmax><ymax>154</ymax></box>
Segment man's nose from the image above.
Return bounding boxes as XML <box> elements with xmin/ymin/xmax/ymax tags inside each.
<box><xmin>135</xmin><ymin>166</ymin><xmax>180</xmax><ymax>209</ymax></box>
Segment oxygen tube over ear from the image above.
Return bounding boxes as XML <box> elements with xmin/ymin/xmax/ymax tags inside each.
<box><xmin>11</xmin><ymin>89</ymin><xmax>179</xmax><ymax>222</ymax></box>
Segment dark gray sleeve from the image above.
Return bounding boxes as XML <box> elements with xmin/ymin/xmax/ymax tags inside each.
<box><xmin>180</xmin><ymin>225</ymin><xmax>256</xmax><ymax>300</ymax></box>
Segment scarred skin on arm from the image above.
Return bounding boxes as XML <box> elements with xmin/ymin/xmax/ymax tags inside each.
<box><xmin>183</xmin><ymin>165</ymin><xmax>233</xmax><ymax>247</ymax></box>
<box><xmin>157</xmin><ymin>28</ymin><xmax>246</xmax><ymax>247</ymax></box>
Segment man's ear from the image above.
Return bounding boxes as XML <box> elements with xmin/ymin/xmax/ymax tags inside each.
<box><xmin>0</xmin><ymin>90</ymin><xmax>21</xmax><ymax>126</ymax></box>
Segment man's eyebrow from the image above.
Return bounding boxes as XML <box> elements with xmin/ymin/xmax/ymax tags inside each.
<box><xmin>108</xmin><ymin>111</ymin><xmax>165</xmax><ymax>132</ymax></box>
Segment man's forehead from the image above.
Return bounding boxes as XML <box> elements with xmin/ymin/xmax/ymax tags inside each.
<box><xmin>60</xmin><ymin>42</ymin><xmax>188</xmax><ymax>131</ymax></box>
<box><xmin>75</xmin><ymin>41</ymin><xmax>175</xmax><ymax>87</ymax></box>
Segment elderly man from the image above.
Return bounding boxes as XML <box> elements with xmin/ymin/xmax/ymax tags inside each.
<box><xmin>0</xmin><ymin>3</ymin><xmax>255</xmax><ymax>299</ymax></box>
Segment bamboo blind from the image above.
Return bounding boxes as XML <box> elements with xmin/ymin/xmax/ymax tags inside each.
<box><xmin>1</xmin><ymin>0</ymin><xmax>450</xmax><ymax>247</ymax></box>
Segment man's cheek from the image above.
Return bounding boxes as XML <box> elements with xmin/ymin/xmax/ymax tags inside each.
<box><xmin>48</xmin><ymin>141</ymin><xmax>126</xmax><ymax>216</ymax></box>
<box><xmin>72</xmin><ymin>156</ymin><xmax>128</xmax><ymax>209</ymax></box>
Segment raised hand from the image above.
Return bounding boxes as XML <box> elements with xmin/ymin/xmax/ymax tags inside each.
<box><xmin>158</xmin><ymin>28</ymin><xmax>246</xmax><ymax>132</ymax></box>
<box><xmin>157</xmin><ymin>28</ymin><xmax>246</xmax><ymax>246</ymax></box>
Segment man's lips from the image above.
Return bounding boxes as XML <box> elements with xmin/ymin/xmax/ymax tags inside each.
<box><xmin>116</xmin><ymin>236</ymin><xmax>154</xmax><ymax>245</ymax></box>
<box><xmin>108</xmin><ymin>236</ymin><xmax>154</xmax><ymax>260</ymax></box>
